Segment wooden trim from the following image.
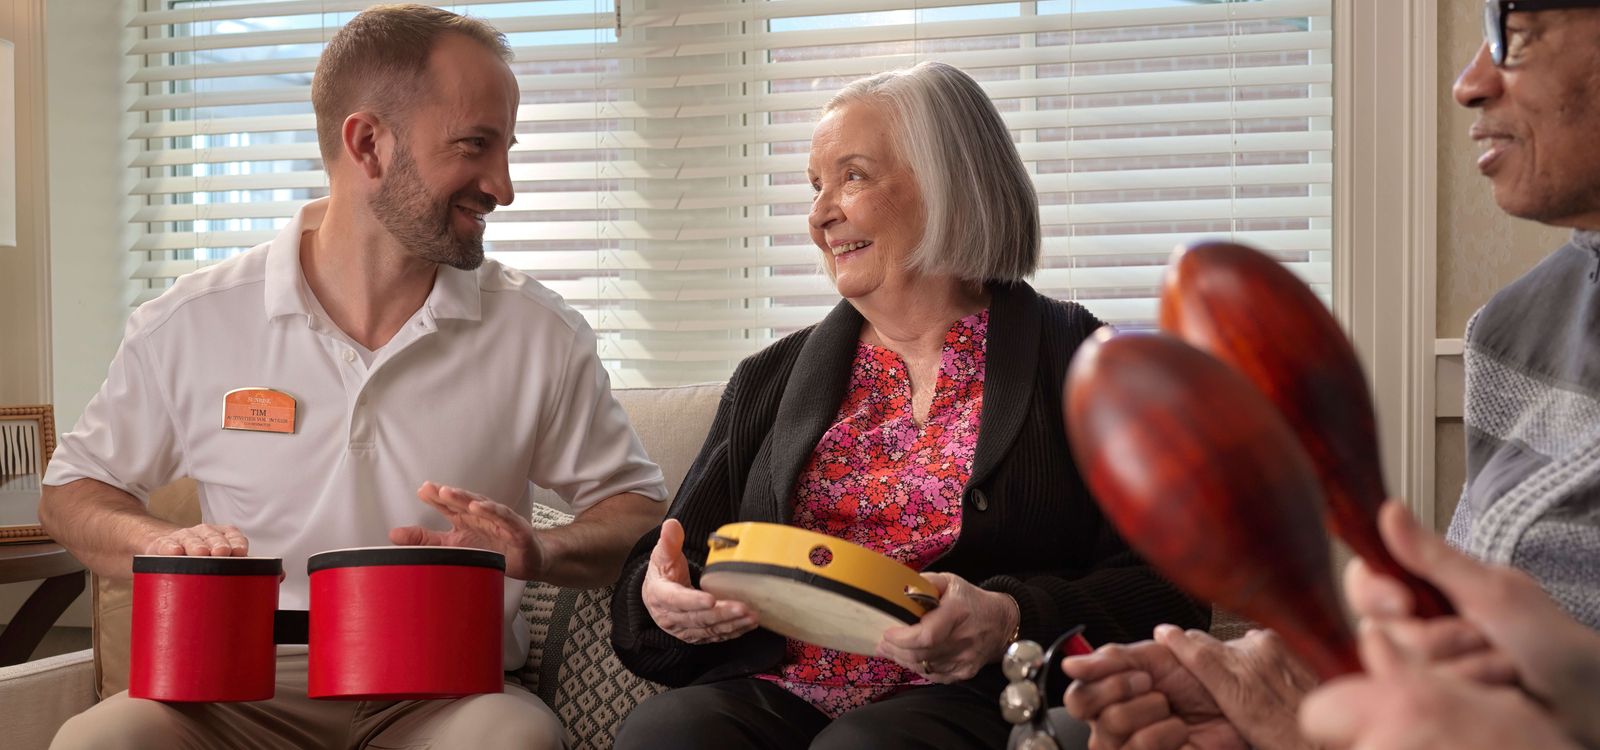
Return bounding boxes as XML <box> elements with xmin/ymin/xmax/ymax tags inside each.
<box><xmin>0</xmin><ymin>0</ymin><xmax>53</xmax><ymax>404</ymax></box>
<box><xmin>1333</xmin><ymin>0</ymin><xmax>1438</xmax><ymax>527</ymax></box>
<box><xmin>1435</xmin><ymin>339</ymin><xmax>1465</xmax><ymax>420</ymax></box>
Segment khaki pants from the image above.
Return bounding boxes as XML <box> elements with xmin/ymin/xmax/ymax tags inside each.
<box><xmin>51</xmin><ymin>655</ymin><xmax>566</xmax><ymax>750</ymax></box>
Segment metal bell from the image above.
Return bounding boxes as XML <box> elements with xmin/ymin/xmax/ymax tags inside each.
<box><xmin>999</xmin><ymin>679</ymin><xmax>1042</xmax><ymax>725</ymax></box>
<box><xmin>1002</xmin><ymin>639</ymin><xmax>1045</xmax><ymax>682</ymax></box>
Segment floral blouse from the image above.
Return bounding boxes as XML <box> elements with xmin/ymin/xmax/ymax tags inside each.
<box><xmin>759</xmin><ymin>309</ymin><xmax>988</xmax><ymax>718</ymax></box>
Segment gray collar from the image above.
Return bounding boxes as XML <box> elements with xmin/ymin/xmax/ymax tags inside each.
<box><xmin>1572</xmin><ymin>228</ymin><xmax>1600</xmax><ymax>254</ymax></box>
<box><xmin>1573</xmin><ymin>230</ymin><xmax>1600</xmax><ymax>282</ymax></box>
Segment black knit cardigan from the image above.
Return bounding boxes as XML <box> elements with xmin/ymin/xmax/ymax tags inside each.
<box><xmin>609</xmin><ymin>281</ymin><xmax>1209</xmax><ymax>696</ymax></box>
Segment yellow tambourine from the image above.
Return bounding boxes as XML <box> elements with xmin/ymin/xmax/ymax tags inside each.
<box><xmin>700</xmin><ymin>522</ymin><xmax>941</xmax><ymax>656</ymax></box>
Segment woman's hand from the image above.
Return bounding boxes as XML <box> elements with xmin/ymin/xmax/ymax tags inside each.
<box><xmin>876</xmin><ymin>572</ymin><xmax>1018</xmax><ymax>683</ymax></box>
<box><xmin>641</xmin><ymin>519</ymin><xmax>759</xmax><ymax>644</ymax></box>
<box><xmin>390</xmin><ymin>481</ymin><xmax>545</xmax><ymax>581</ymax></box>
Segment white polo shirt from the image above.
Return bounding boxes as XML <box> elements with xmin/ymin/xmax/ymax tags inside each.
<box><xmin>46</xmin><ymin>198</ymin><xmax>668</xmax><ymax>669</ymax></box>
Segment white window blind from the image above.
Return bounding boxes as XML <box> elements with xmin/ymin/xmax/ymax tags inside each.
<box><xmin>130</xmin><ymin>0</ymin><xmax>1332</xmax><ymax>387</ymax></box>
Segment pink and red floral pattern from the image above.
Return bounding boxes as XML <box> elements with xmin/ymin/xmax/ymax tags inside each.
<box><xmin>760</xmin><ymin>310</ymin><xmax>988</xmax><ymax>718</ymax></box>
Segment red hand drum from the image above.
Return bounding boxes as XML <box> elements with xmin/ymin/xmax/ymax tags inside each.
<box><xmin>307</xmin><ymin>546</ymin><xmax>505</xmax><ymax>700</ymax></box>
<box><xmin>129</xmin><ymin>555</ymin><xmax>282</xmax><ymax>702</ymax></box>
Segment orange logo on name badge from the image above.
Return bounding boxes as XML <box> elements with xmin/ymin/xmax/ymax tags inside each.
<box><xmin>222</xmin><ymin>387</ymin><xmax>297</xmax><ymax>434</ymax></box>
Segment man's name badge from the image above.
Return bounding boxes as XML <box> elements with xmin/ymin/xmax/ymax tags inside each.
<box><xmin>222</xmin><ymin>387</ymin><xmax>297</xmax><ymax>434</ymax></box>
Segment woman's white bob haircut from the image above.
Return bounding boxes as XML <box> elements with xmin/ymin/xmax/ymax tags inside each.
<box><xmin>824</xmin><ymin>61</ymin><xmax>1039</xmax><ymax>283</ymax></box>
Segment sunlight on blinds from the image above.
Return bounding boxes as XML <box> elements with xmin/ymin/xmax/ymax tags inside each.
<box><xmin>129</xmin><ymin>0</ymin><xmax>1332</xmax><ymax>386</ymax></box>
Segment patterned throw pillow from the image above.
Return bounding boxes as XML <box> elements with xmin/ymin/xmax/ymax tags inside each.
<box><xmin>519</xmin><ymin>504</ymin><xmax>667</xmax><ymax>750</ymax></box>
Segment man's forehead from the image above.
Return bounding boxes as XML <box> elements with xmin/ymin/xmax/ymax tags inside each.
<box><xmin>417</xmin><ymin>53</ymin><xmax>518</xmax><ymax>123</ymax></box>
<box><xmin>424</xmin><ymin>50</ymin><xmax>515</xmax><ymax>90</ymax></box>
<box><xmin>421</xmin><ymin>34</ymin><xmax>517</xmax><ymax>94</ymax></box>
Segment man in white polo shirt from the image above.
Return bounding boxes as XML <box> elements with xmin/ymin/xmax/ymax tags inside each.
<box><xmin>40</xmin><ymin>6</ymin><xmax>665</xmax><ymax>749</ymax></box>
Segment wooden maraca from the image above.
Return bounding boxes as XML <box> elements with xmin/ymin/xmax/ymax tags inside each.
<box><xmin>1065</xmin><ymin>329</ymin><xmax>1360</xmax><ymax>680</ymax></box>
<box><xmin>1160</xmin><ymin>241</ymin><xmax>1453</xmax><ymax>618</ymax></box>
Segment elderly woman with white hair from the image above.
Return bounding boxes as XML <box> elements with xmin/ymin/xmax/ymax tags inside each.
<box><xmin>608</xmin><ymin>61</ymin><xmax>1207</xmax><ymax>749</ymax></box>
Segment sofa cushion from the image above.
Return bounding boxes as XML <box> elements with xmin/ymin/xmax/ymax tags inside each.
<box><xmin>518</xmin><ymin>503</ymin><xmax>665</xmax><ymax>749</ymax></box>
<box><xmin>0</xmin><ymin>649</ymin><xmax>96</xmax><ymax>750</ymax></box>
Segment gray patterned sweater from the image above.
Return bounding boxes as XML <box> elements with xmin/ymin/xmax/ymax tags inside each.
<box><xmin>1446</xmin><ymin>229</ymin><xmax>1600</xmax><ymax>629</ymax></box>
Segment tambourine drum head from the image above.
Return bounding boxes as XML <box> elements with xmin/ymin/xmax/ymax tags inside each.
<box><xmin>129</xmin><ymin>555</ymin><xmax>283</xmax><ymax>702</ymax></box>
<box><xmin>307</xmin><ymin>546</ymin><xmax>505</xmax><ymax>700</ymax></box>
<box><xmin>699</xmin><ymin>522</ymin><xmax>939</xmax><ymax>657</ymax></box>
<box><xmin>700</xmin><ymin>569</ymin><xmax>915</xmax><ymax>656</ymax></box>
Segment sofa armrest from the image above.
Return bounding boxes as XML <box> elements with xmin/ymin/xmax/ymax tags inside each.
<box><xmin>0</xmin><ymin>648</ymin><xmax>96</xmax><ymax>749</ymax></box>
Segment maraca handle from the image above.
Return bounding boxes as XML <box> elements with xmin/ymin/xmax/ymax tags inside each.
<box><xmin>1351</xmin><ymin>537</ymin><xmax>1455</xmax><ymax>618</ymax></box>
<box><xmin>1392</xmin><ymin>564</ymin><xmax>1455</xmax><ymax>619</ymax></box>
<box><xmin>1329</xmin><ymin>503</ymin><xmax>1455</xmax><ymax>619</ymax></box>
<box><xmin>1279</xmin><ymin>627</ymin><xmax>1363</xmax><ymax>681</ymax></box>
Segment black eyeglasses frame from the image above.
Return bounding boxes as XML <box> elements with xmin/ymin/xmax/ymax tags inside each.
<box><xmin>1485</xmin><ymin>0</ymin><xmax>1600</xmax><ymax>65</ymax></box>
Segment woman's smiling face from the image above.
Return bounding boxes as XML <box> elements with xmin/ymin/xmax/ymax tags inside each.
<box><xmin>807</xmin><ymin>100</ymin><xmax>927</xmax><ymax>302</ymax></box>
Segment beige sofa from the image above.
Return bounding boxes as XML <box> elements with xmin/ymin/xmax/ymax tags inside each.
<box><xmin>0</xmin><ymin>383</ymin><xmax>1250</xmax><ymax>749</ymax></box>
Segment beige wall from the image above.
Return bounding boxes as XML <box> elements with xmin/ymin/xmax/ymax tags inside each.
<box><xmin>45</xmin><ymin>0</ymin><xmax>137</xmax><ymax>436</ymax></box>
<box><xmin>1431</xmin><ymin>0</ymin><xmax>1573</xmax><ymax>530</ymax></box>
<box><xmin>0</xmin><ymin>0</ymin><xmax>50</xmax><ymax>406</ymax></box>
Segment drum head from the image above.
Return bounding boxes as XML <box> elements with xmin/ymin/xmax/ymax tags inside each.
<box><xmin>702</xmin><ymin>565</ymin><xmax>917</xmax><ymax>656</ymax></box>
<box><xmin>132</xmin><ymin>555</ymin><xmax>282</xmax><ymax>576</ymax></box>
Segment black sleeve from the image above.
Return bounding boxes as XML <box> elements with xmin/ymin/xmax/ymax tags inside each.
<box><xmin>979</xmin><ymin>530</ymin><xmax>1210</xmax><ymax>649</ymax></box>
<box><xmin>609</xmin><ymin>363</ymin><xmax>759</xmax><ymax>686</ymax></box>
<box><xmin>983</xmin><ymin>297</ymin><xmax>1209</xmax><ymax>648</ymax></box>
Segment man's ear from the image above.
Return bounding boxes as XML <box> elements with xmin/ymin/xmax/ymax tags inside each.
<box><xmin>341</xmin><ymin>111</ymin><xmax>385</xmax><ymax>180</ymax></box>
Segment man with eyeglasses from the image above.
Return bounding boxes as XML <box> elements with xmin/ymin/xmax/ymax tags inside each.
<box><xmin>1045</xmin><ymin>3</ymin><xmax>1600</xmax><ymax>749</ymax></box>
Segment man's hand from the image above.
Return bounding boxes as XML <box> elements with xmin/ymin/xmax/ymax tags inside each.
<box><xmin>1155</xmin><ymin>627</ymin><xmax>1317</xmax><ymax>750</ymax></box>
<box><xmin>1299</xmin><ymin>619</ymin><xmax>1581</xmax><ymax>750</ymax></box>
<box><xmin>142</xmin><ymin>523</ymin><xmax>249</xmax><ymax>557</ymax></box>
<box><xmin>390</xmin><ymin>481</ymin><xmax>545</xmax><ymax>581</ymax></box>
<box><xmin>1063</xmin><ymin>627</ymin><xmax>1317</xmax><ymax>750</ymax></box>
<box><xmin>641</xmin><ymin>519</ymin><xmax>757</xmax><ymax>644</ymax></box>
<box><xmin>876</xmin><ymin>573</ymin><xmax>1018</xmax><ymax>684</ymax></box>
<box><xmin>42</xmin><ymin>478</ymin><xmax>240</xmax><ymax>578</ymax></box>
<box><xmin>1337</xmin><ymin>501</ymin><xmax>1600</xmax><ymax>747</ymax></box>
<box><xmin>1342</xmin><ymin>564</ymin><xmax>1518</xmax><ymax>685</ymax></box>
<box><xmin>1064</xmin><ymin>635</ymin><xmax>1238</xmax><ymax>750</ymax></box>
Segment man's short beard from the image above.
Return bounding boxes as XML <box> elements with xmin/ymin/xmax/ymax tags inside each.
<box><xmin>369</xmin><ymin>142</ymin><xmax>488</xmax><ymax>271</ymax></box>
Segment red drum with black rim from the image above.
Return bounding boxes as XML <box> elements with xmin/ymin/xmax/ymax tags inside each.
<box><xmin>307</xmin><ymin>546</ymin><xmax>505</xmax><ymax>700</ymax></box>
<box><xmin>129</xmin><ymin>555</ymin><xmax>282</xmax><ymax>702</ymax></box>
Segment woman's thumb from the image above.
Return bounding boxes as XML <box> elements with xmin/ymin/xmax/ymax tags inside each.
<box><xmin>650</xmin><ymin>519</ymin><xmax>690</xmax><ymax>583</ymax></box>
